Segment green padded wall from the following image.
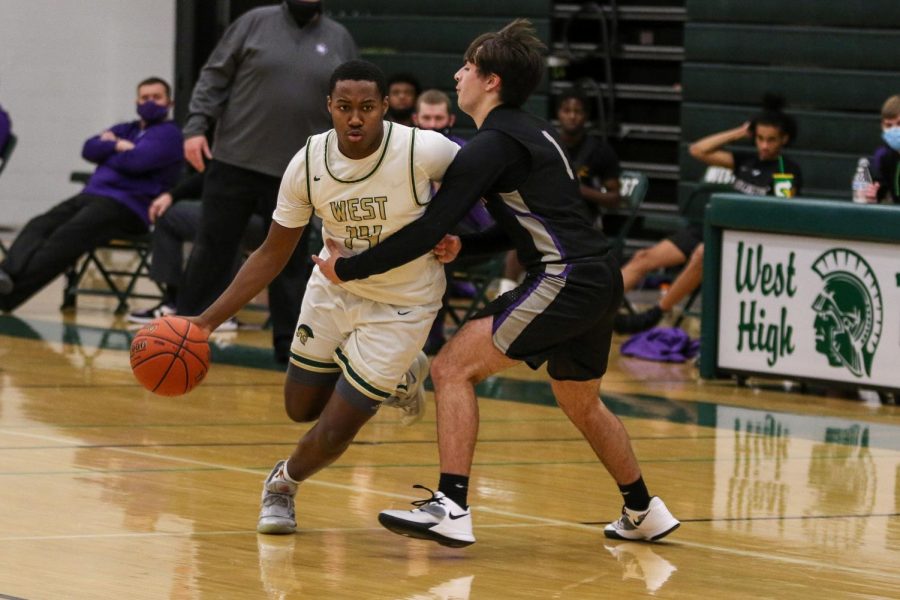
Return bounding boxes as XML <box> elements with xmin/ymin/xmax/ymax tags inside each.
<box><xmin>328</xmin><ymin>4</ymin><xmax>551</xmax><ymax>136</ymax></box>
<box><xmin>680</xmin><ymin>2</ymin><xmax>900</xmax><ymax>204</ymax></box>
<box><xmin>687</xmin><ymin>0</ymin><xmax>900</xmax><ymax>28</ymax></box>
<box><xmin>328</xmin><ymin>0</ymin><xmax>550</xmax><ymax>18</ymax></box>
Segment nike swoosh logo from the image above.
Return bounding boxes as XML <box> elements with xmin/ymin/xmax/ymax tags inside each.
<box><xmin>398</xmin><ymin>310</ymin><xmax>412</xmax><ymax>315</ymax></box>
<box><xmin>633</xmin><ymin>510</ymin><xmax>650</xmax><ymax>527</ymax></box>
<box><xmin>448</xmin><ymin>512</ymin><xmax>469</xmax><ymax>520</ymax></box>
<box><xmin>313</xmin><ymin>176</ymin><xmax>321</xmax><ymax>181</ymax></box>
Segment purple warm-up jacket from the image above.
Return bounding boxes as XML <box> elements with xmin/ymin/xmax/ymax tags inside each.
<box><xmin>81</xmin><ymin>119</ymin><xmax>184</xmax><ymax>225</ymax></box>
<box><xmin>0</xmin><ymin>104</ymin><xmax>11</xmax><ymax>154</ymax></box>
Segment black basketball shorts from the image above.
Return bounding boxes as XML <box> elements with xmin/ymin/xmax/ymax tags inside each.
<box><xmin>475</xmin><ymin>254</ymin><xmax>623</xmax><ymax>381</ymax></box>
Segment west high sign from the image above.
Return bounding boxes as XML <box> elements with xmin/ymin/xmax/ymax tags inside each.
<box><xmin>718</xmin><ymin>230</ymin><xmax>892</xmax><ymax>388</ymax></box>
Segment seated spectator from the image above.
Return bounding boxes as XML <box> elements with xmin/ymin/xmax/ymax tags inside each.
<box><xmin>127</xmin><ymin>171</ymin><xmax>265</xmax><ymax>328</ymax></box>
<box><xmin>414</xmin><ymin>89</ymin><xmax>466</xmax><ymax>145</ymax></box>
<box><xmin>385</xmin><ymin>72</ymin><xmax>421</xmax><ymax>126</ymax></box>
<box><xmin>0</xmin><ymin>77</ymin><xmax>183</xmax><ymax>310</ymax></box>
<box><xmin>0</xmin><ymin>100</ymin><xmax>10</xmax><ymax>158</ymax></box>
<box><xmin>498</xmin><ymin>89</ymin><xmax>620</xmax><ymax>294</ymax></box>
<box><xmin>412</xmin><ymin>89</ymin><xmax>494</xmax><ymax>354</ymax></box>
<box><xmin>615</xmin><ymin>94</ymin><xmax>802</xmax><ymax>333</ymax></box>
<box><xmin>865</xmin><ymin>94</ymin><xmax>900</xmax><ymax>204</ymax></box>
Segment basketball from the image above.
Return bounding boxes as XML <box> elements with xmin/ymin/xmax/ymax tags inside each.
<box><xmin>130</xmin><ymin>316</ymin><xmax>210</xmax><ymax>396</ymax></box>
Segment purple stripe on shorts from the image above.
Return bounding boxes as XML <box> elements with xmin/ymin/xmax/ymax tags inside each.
<box><xmin>493</xmin><ymin>273</ymin><xmax>546</xmax><ymax>332</ymax></box>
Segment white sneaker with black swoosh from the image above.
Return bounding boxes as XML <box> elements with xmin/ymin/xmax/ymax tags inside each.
<box><xmin>604</xmin><ymin>496</ymin><xmax>680</xmax><ymax>541</ymax></box>
<box><xmin>378</xmin><ymin>485</ymin><xmax>475</xmax><ymax>547</ymax></box>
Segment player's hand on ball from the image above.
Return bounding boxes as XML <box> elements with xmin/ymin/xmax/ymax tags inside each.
<box><xmin>182</xmin><ymin>316</ymin><xmax>213</xmax><ymax>339</ymax></box>
<box><xmin>130</xmin><ymin>316</ymin><xmax>210</xmax><ymax>396</ymax></box>
<box><xmin>433</xmin><ymin>235</ymin><xmax>461</xmax><ymax>264</ymax></box>
<box><xmin>312</xmin><ymin>238</ymin><xmax>347</xmax><ymax>284</ymax></box>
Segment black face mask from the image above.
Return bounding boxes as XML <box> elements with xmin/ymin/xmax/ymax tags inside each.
<box><xmin>387</xmin><ymin>106</ymin><xmax>415</xmax><ymax>123</ymax></box>
<box><xmin>424</xmin><ymin>125</ymin><xmax>453</xmax><ymax>138</ymax></box>
<box><xmin>285</xmin><ymin>0</ymin><xmax>321</xmax><ymax>28</ymax></box>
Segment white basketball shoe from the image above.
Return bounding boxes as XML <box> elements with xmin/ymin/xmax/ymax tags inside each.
<box><xmin>378</xmin><ymin>485</ymin><xmax>475</xmax><ymax>548</ymax></box>
<box><xmin>603</xmin><ymin>496</ymin><xmax>680</xmax><ymax>541</ymax></box>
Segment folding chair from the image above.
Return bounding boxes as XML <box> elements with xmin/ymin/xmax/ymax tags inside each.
<box><xmin>61</xmin><ymin>233</ymin><xmax>164</xmax><ymax>314</ymax></box>
<box><xmin>679</xmin><ymin>181</ymin><xmax>734</xmax><ymax>229</ymax></box>
<box><xmin>669</xmin><ymin>181</ymin><xmax>734</xmax><ymax>326</ymax></box>
<box><xmin>606</xmin><ymin>169</ymin><xmax>649</xmax><ymax>263</ymax></box>
<box><xmin>0</xmin><ymin>133</ymin><xmax>18</xmax><ymax>256</ymax></box>
<box><xmin>61</xmin><ymin>171</ymin><xmax>163</xmax><ymax>314</ymax></box>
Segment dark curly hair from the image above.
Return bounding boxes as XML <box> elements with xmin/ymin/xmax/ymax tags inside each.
<box><xmin>330</xmin><ymin>60</ymin><xmax>388</xmax><ymax>99</ymax></box>
<box><xmin>750</xmin><ymin>93</ymin><xmax>798</xmax><ymax>145</ymax></box>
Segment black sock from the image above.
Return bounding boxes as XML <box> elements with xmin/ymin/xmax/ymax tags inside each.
<box><xmin>619</xmin><ymin>476</ymin><xmax>651</xmax><ymax>512</ymax></box>
<box><xmin>438</xmin><ymin>473</ymin><xmax>469</xmax><ymax>508</ymax></box>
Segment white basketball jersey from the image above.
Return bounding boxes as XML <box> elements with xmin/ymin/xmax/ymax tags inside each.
<box><xmin>274</xmin><ymin>121</ymin><xmax>460</xmax><ymax>306</ymax></box>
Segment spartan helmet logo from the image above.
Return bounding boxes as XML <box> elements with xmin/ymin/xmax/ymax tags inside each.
<box><xmin>811</xmin><ymin>248</ymin><xmax>882</xmax><ymax>378</ymax></box>
<box><xmin>295</xmin><ymin>324</ymin><xmax>314</xmax><ymax>346</ymax></box>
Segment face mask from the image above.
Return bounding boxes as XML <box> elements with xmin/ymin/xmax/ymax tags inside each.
<box><xmin>882</xmin><ymin>126</ymin><xmax>900</xmax><ymax>152</ymax></box>
<box><xmin>388</xmin><ymin>106</ymin><xmax>415</xmax><ymax>123</ymax></box>
<box><xmin>285</xmin><ymin>0</ymin><xmax>321</xmax><ymax>28</ymax></box>
<box><xmin>137</xmin><ymin>101</ymin><xmax>169</xmax><ymax>123</ymax></box>
<box><xmin>424</xmin><ymin>125</ymin><xmax>453</xmax><ymax>138</ymax></box>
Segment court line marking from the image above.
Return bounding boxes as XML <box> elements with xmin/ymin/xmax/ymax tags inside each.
<box><xmin>2</xmin><ymin>454</ymin><xmax>895</xmax><ymax>477</ymax></box>
<box><xmin>1</xmin><ymin>427</ymin><xmax>899</xmax><ymax>582</ymax></box>
<box><xmin>0</xmin><ymin>434</ymin><xmax>718</xmax><ymax>450</ymax></box>
<box><xmin>0</xmin><ymin>522</ymin><xmax>548</xmax><ymax>543</ymax></box>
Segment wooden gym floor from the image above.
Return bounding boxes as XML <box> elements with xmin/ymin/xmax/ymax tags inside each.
<box><xmin>0</xmin><ymin>278</ymin><xmax>898</xmax><ymax>599</ymax></box>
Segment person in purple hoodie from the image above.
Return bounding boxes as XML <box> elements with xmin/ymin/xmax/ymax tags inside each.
<box><xmin>0</xmin><ymin>102</ymin><xmax>11</xmax><ymax>158</ymax></box>
<box><xmin>0</xmin><ymin>77</ymin><xmax>183</xmax><ymax>311</ymax></box>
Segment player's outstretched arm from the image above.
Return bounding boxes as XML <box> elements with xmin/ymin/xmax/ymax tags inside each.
<box><xmin>315</xmin><ymin>234</ymin><xmax>462</xmax><ymax>284</ymax></box>
<box><xmin>333</xmin><ymin>131</ymin><xmax>524</xmax><ymax>282</ymax></box>
<box><xmin>190</xmin><ymin>222</ymin><xmax>304</xmax><ymax>335</ymax></box>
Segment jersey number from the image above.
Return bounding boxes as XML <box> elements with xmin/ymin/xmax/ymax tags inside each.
<box><xmin>344</xmin><ymin>225</ymin><xmax>383</xmax><ymax>249</ymax></box>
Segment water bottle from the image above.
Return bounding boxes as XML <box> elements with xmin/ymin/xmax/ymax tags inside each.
<box><xmin>851</xmin><ymin>158</ymin><xmax>873</xmax><ymax>204</ymax></box>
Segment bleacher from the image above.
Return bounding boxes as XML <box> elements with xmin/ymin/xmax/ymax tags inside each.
<box><xmin>323</xmin><ymin>1</ymin><xmax>900</xmax><ymax>252</ymax></box>
<box><xmin>327</xmin><ymin>0</ymin><xmax>551</xmax><ymax>140</ymax></box>
<box><xmin>680</xmin><ymin>0</ymin><xmax>900</xmax><ymax>205</ymax></box>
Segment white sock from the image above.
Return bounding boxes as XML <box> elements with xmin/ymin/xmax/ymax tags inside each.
<box><xmin>280</xmin><ymin>460</ymin><xmax>301</xmax><ymax>484</ymax></box>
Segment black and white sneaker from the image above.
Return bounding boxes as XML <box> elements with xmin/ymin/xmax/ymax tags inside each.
<box><xmin>378</xmin><ymin>485</ymin><xmax>475</xmax><ymax>548</ymax></box>
<box><xmin>127</xmin><ymin>302</ymin><xmax>176</xmax><ymax>324</ymax></box>
<box><xmin>604</xmin><ymin>496</ymin><xmax>680</xmax><ymax>541</ymax></box>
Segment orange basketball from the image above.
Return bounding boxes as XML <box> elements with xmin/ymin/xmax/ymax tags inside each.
<box><xmin>130</xmin><ymin>316</ymin><xmax>210</xmax><ymax>396</ymax></box>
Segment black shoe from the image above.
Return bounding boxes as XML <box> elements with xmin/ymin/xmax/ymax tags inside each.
<box><xmin>0</xmin><ymin>269</ymin><xmax>13</xmax><ymax>296</ymax></box>
<box><xmin>613</xmin><ymin>306</ymin><xmax>663</xmax><ymax>334</ymax></box>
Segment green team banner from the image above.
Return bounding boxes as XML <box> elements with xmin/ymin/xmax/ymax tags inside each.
<box><xmin>701</xmin><ymin>195</ymin><xmax>900</xmax><ymax>393</ymax></box>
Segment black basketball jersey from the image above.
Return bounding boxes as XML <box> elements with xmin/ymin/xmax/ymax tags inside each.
<box><xmin>334</xmin><ymin>105</ymin><xmax>611</xmax><ymax>283</ymax></box>
<box><xmin>477</xmin><ymin>106</ymin><xmax>610</xmax><ymax>271</ymax></box>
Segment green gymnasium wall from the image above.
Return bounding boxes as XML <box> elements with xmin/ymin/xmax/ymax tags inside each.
<box><xmin>681</xmin><ymin>0</ymin><xmax>900</xmax><ymax>202</ymax></box>
<box><xmin>327</xmin><ymin>1</ymin><xmax>551</xmax><ymax>139</ymax></box>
